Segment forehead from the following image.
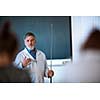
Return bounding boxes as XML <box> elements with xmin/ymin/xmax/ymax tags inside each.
<box><xmin>25</xmin><ymin>36</ymin><xmax>35</xmax><ymax>40</ymax></box>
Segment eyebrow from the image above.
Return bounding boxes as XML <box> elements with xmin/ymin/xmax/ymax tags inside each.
<box><xmin>26</xmin><ymin>38</ymin><xmax>35</xmax><ymax>41</ymax></box>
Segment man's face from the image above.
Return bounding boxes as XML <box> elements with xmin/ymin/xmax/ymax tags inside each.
<box><xmin>24</xmin><ymin>36</ymin><xmax>36</xmax><ymax>49</ymax></box>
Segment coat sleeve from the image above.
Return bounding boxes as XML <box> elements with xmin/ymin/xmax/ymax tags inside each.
<box><xmin>14</xmin><ymin>53</ymin><xmax>23</xmax><ymax>69</ymax></box>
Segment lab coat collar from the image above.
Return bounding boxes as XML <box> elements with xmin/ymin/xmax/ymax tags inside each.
<box><xmin>24</xmin><ymin>48</ymin><xmax>41</xmax><ymax>60</ymax></box>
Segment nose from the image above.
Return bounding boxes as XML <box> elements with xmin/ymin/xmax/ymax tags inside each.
<box><xmin>29</xmin><ymin>41</ymin><xmax>32</xmax><ymax>45</ymax></box>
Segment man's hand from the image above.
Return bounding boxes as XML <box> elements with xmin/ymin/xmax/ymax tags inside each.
<box><xmin>47</xmin><ymin>70</ymin><xmax>54</xmax><ymax>78</ymax></box>
<box><xmin>22</xmin><ymin>57</ymin><xmax>32</xmax><ymax>68</ymax></box>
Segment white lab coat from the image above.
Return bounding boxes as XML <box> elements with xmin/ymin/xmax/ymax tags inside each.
<box><xmin>14</xmin><ymin>48</ymin><xmax>49</xmax><ymax>83</ymax></box>
<box><xmin>59</xmin><ymin>50</ymin><xmax>100</xmax><ymax>83</ymax></box>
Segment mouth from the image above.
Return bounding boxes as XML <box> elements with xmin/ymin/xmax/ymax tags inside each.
<box><xmin>29</xmin><ymin>45</ymin><xmax>33</xmax><ymax>47</ymax></box>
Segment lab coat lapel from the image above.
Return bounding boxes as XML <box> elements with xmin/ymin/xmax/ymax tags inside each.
<box><xmin>24</xmin><ymin>48</ymin><xmax>35</xmax><ymax>60</ymax></box>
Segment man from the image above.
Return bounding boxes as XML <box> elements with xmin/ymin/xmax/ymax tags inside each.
<box><xmin>15</xmin><ymin>32</ymin><xmax>54</xmax><ymax>83</ymax></box>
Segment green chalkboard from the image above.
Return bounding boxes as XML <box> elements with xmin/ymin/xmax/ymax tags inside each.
<box><xmin>0</xmin><ymin>16</ymin><xmax>72</xmax><ymax>59</ymax></box>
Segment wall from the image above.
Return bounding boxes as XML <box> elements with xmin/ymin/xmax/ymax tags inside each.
<box><xmin>71</xmin><ymin>16</ymin><xmax>100</xmax><ymax>62</ymax></box>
